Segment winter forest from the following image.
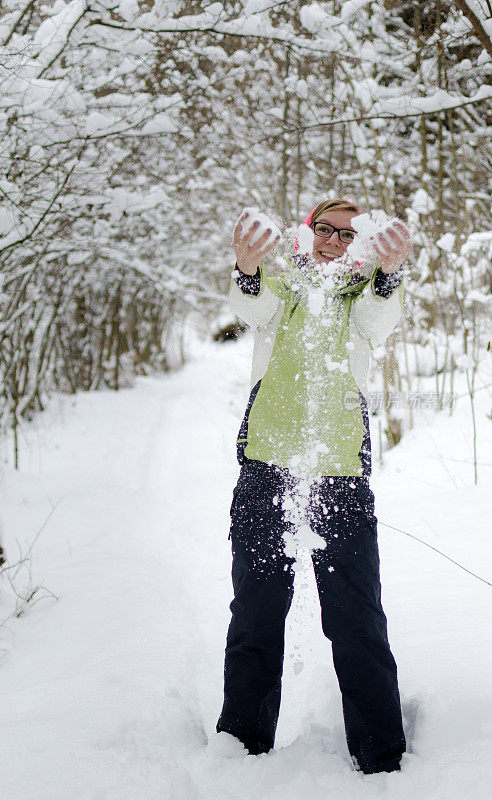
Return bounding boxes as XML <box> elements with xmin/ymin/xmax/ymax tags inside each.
<box><xmin>1</xmin><ymin>1</ymin><xmax>491</xmax><ymax>799</ymax></box>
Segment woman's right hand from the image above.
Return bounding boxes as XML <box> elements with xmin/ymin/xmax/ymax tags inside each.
<box><xmin>233</xmin><ymin>212</ymin><xmax>280</xmax><ymax>275</ymax></box>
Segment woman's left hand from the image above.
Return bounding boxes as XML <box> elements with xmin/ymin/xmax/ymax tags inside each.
<box><xmin>372</xmin><ymin>220</ymin><xmax>411</xmax><ymax>274</ymax></box>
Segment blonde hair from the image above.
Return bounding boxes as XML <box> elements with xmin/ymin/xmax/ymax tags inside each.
<box><xmin>310</xmin><ymin>198</ymin><xmax>361</xmax><ymax>226</ymax></box>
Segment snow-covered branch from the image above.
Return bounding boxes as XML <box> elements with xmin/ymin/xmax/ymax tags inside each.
<box><xmin>451</xmin><ymin>0</ymin><xmax>492</xmax><ymax>58</ymax></box>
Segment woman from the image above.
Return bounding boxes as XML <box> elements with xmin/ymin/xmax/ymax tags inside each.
<box><xmin>216</xmin><ymin>199</ymin><xmax>411</xmax><ymax>774</ymax></box>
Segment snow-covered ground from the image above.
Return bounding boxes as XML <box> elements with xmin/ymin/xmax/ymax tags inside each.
<box><xmin>1</xmin><ymin>334</ymin><xmax>491</xmax><ymax>800</ymax></box>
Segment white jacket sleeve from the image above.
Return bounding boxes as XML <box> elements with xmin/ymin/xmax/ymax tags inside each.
<box><xmin>229</xmin><ymin>269</ymin><xmax>281</xmax><ymax>330</ymax></box>
<box><xmin>351</xmin><ymin>281</ymin><xmax>404</xmax><ymax>348</ymax></box>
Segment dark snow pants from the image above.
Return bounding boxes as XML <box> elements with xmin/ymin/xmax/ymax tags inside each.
<box><xmin>217</xmin><ymin>457</ymin><xmax>406</xmax><ymax>773</ymax></box>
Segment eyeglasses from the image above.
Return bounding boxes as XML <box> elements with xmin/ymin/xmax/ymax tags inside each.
<box><xmin>311</xmin><ymin>221</ymin><xmax>356</xmax><ymax>244</ymax></box>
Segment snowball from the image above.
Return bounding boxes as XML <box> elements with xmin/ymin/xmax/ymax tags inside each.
<box><xmin>347</xmin><ymin>209</ymin><xmax>401</xmax><ymax>263</ymax></box>
<box><xmin>351</xmin><ymin>209</ymin><xmax>393</xmax><ymax>238</ymax></box>
<box><xmin>237</xmin><ymin>207</ymin><xmax>282</xmax><ymax>247</ymax></box>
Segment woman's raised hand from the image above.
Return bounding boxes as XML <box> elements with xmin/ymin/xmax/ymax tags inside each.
<box><xmin>372</xmin><ymin>219</ymin><xmax>411</xmax><ymax>274</ymax></box>
<box><xmin>233</xmin><ymin>211</ymin><xmax>281</xmax><ymax>275</ymax></box>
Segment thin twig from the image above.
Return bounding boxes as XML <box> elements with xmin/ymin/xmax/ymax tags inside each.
<box><xmin>381</xmin><ymin>521</ymin><xmax>492</xmax><ymax>587</ymax></box>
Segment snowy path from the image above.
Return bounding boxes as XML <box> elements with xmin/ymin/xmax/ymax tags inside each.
<box><xmin>1</xmin><ymin>337</ymin><xmax>491</xmax><ymax>800</ymax></box>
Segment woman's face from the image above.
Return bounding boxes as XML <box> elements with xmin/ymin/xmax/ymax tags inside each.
<box><xmin>311</xmin><ymin>209</ymin><xmax>356</xmax><ymax>265</ymax></box>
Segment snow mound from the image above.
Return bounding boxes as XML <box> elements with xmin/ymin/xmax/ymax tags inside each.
<box><xmin>206</xmin><ymin>731</ymin><xmax>247</xmax><ymax>759</ymax></box>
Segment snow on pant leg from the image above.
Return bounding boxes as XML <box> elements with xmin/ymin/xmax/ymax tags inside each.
<box><xmin>217</xmin><ymin>459</ymin><xmax>295</xmax><ymax>754</ymax></box>
<box><xmin>309</xmin><ymin>478</ymin><xmax>406</xmax><ymax>773</ymax></box>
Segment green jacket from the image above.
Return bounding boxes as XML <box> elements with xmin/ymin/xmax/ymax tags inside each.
<box><xmin>230</xmin><ymin>260</ymin><xmax>404</xmax><ymax>478</ymax></box>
